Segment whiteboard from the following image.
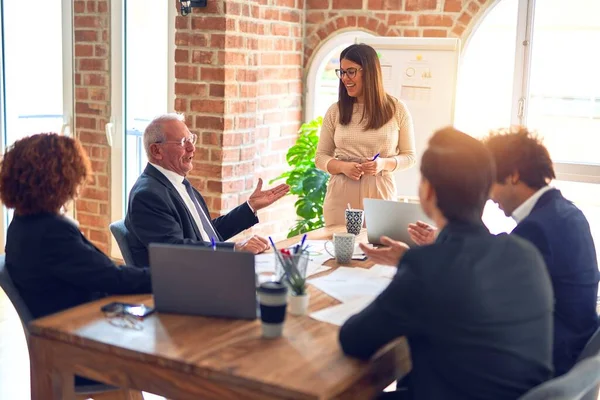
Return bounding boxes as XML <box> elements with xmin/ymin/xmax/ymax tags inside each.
<box><xmin>356</xmin><ymin>37</ymin><xmax>461</xmax><ymax>199</ymax></box>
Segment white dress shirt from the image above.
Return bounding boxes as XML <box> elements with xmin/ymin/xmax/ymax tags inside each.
<box><xmin>150</xmin><ymin>163</ymin><xmax>210</xmax><ymax>241</ymax></box>
<box><xmin>512</xmin><ymin>185</ymin><xmax>553</xmax><ymax>223</ymax></box>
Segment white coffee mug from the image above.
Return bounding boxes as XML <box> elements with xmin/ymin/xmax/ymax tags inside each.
<box><xmin>325</xmin><ymin>233</ymin><xmax>355</xmax><ymax>264</ymax></box>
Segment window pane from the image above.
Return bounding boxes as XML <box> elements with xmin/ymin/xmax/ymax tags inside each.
<box><xmin>454</xmin><ymin>0</ymin><xmax>518</xmax><ymax>137</ymax></box>
<box><xmin>313</xmin><ymin>44</ymin><xmax>348</xmax><ymax>118</ymax></box>
<box><xmin>482</xmin><ymin>200</ymin><xmax>517</xmax><ymax>235</ymax></box>
<box><xmin>527</xmin><ymin>0</ymin><xmax>600</xmax><ymax>165</ymax></box>
<box><xmin>124</xmin><ymin>0</ymin><xmax>168</xmax><ymax>199</ymax></box>
<box><xmin>3</xmin><ymin>1</ymin><xmax>64</xmax><ymax>144</ymax></box>
<box><xmin>2</xmin><ymin>1</ymin><xmax>65</xmax><ymax>232</ymax></box>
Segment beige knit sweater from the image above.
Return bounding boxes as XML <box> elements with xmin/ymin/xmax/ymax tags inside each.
<box><xmin>315</xmin><ymin>97</ymin><xmax>416</xmax><ymax>172</ymax></box>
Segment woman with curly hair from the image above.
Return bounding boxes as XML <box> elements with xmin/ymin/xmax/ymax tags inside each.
<box><xmin>0</xmin><ymin>133</ymin><xmax>151</xmax><ymax>321</ymax></box>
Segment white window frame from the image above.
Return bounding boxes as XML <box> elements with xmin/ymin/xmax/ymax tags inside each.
<box><xmin>109</xmin><ymin>1</ymin><xmax>176</xmax><ymax>259</ymax></box>
<box><xmin>0</xmin><ymin>0</ymin><xmax>74</xmax><ymax>250</ymax></box>
<box><xmin>306</xmin><ymin>2</ymin><xmax>600</xmax><ymax>185</ymax></box>
<box><xmin>506</xmin><ymin>0</ymin><xmax>600</xmax><ymax>183</ymax></box>
<box><xmin>305</xmin><ymin>31</ymin><xmax>374</xmax><ymax>121</ymax></box>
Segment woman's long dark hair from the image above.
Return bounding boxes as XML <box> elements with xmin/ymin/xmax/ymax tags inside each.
<box><xmin>338</xmin><ymin>44</ymin><xmax>395</xmax><ymax>130</ymax></box>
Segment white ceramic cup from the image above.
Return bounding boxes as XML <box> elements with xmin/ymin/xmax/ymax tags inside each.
<box><xmin>325</xmin><ymin>233</ymin><xmax>355</xmax><ymax>264</ymax></box>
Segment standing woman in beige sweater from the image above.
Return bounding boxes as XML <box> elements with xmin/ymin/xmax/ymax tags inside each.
<box><xmin>315</xmin><ymin>43</ymin><xmax>417</xmax><ymax>226</ymax></box>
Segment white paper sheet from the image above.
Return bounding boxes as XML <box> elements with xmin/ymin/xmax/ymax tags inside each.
<box><xmin>369</xmin><ymin>264</ymin><xmax>398</xmax><ymax>279</ymax></box>
<box><xmin>310</xmin><ymin>296</ymin><xmax>374</xmax><ymax>326</ymax></box>
<box><xmin>308</xmin><ymin>267</ymin><xmax>392</xmax><ymax>303</ymax></box>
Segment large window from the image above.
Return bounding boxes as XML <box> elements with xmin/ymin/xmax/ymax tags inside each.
<box><xmin>456</xmin><ymin>0</ymin><xmax>600</xmax><ymax>264</ymax></box>
<box><xmin>110</xmin><ymin>0</ymin><xmax>174</xmax><ymax>257</ymax></box>
<box><xmin>0</xmin><ymin>0</ymin><xmax>73</xmax><ymax>249</ymax></box>
<box><xmin>456</xmin><ymin>0</ymin><xmax>600</xmax><ymax>176</ymax></box>
<box><xmin>306</xmin><ymin>31</ymin><xmax>374</xmax><ymax>121</ymax></box>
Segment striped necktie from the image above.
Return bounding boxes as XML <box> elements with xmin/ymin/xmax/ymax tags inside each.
<box><xmin>182</xmin><ymin>179</ymin><xmax>219</xmax><ymax>241</ymax></box>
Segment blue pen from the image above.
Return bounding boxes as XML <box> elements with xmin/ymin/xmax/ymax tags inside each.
<box><xmin>299</xmin><ymin>233</ymin><xmax>307</xmax><ymax>252</ymax></box>
<box><xmin>268</xmin><ymin>236</ymin><xmax>278</xmax><ymax>252</ymax></box>
<box><xmin>210</xmin><ymin>237</ymin><xmax>216</xmax><ymax>251</ymax></box>
<box><xmin>372</xmin><ymin>153</ymin><xmax>380</xmax><ymax>161</ymax></box>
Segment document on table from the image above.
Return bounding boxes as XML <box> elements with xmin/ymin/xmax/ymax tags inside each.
<box><xmin>308</xmin><ymin>267</ymin><xmax>392</xmax><ymax>303</ymax></box>
<box><xmin>254</xmin><ymin>254</ymin><xmax>331</xmax><ymax>277</ymax></box>
<box><xmin>369</xmin><ymin>264</ymin><xmax>397</xmax><ymax>279</ymax></box>
<box><xmin>310</xmin><ymin>296</ymin><xmax>374</xmax><ymax>326</ymax></box>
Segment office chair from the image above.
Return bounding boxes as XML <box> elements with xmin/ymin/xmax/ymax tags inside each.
<box><xmin>109</xmin><ymin>220</ymin><xmax>136</xmax><ymax>266</ymax></box>
<box><xmin>577</xmin><ymin>325</ymin><xmax>600</xmax><ymax>400</ymax></box>
<box><xmin>518</xmin><ymin>355</ymin><xmax>600</xmax><ymax>400</ymax></box>
<box><xmin>0</xmin><ymin>255</ymin><xmax>143</xmax><ymax>400</ymax></box>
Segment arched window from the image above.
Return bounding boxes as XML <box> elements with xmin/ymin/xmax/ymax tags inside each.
<box><xmin>456</xmin><ymin>0</ymin><xmax>600</xmax><ymax>251</ymax></box>
<box><xmin>305</xmin><ymin>31</ymin><xmax>374</xmax><ymax>121</ymax></box>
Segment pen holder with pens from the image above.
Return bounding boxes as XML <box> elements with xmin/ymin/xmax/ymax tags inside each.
<box><xmin>274</xmin><ymin>249</ymin><xmax>310</xmax><ymax>315</ymax></box>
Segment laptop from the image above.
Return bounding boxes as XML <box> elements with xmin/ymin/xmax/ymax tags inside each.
<box><xmin>149</xmin><ymin>243</ymin><xmax>257</xmax><ymax>320</ymax></box>
<box><xmin>364</xmin><ymin>198</ymin><xmax>434</xmax><ymax>246</ymax></box>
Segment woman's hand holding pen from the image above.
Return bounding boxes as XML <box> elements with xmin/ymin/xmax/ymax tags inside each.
<box><xmin>360</xmin><ymin>153</ymin><xmax>387</xmax><ymax>176</ymax></box>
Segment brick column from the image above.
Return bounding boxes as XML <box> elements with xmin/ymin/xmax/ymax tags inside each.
<box><xmin>175</xmin><ymin>0</ymin><xmax>304</xmax><ymax>240</ymax></box>
<box><xmin>73</xmin><ymin>0</ymin><xmax>111</xmax><ymax>253</ymax></box>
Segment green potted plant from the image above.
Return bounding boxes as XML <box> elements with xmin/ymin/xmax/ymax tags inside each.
<box><xmin>275</xmin><ymin>249</ymin><xmax>310</xmax><ymax>315</ymax></box>
<box><xmin>271</xmin><ymin>117</ymin><xmax>329</xmax><ymax>238</ymax></box>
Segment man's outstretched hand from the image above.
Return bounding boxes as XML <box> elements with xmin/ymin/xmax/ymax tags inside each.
<box><xmin>359</xmin><ymin>236</ymin><xmax>409</xmax><ymax>266</ymax></box>
<box><xmin>247</xmin><ymin>178</ymin><xmax>290</xmax><ymax>211</ymax></box>
<box><xmin>408</xmin><ymin>221</ymin><xmax>437</xmax><ymax>246</ymax></box>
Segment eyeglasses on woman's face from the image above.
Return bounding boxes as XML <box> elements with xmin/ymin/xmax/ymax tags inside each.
<box><xmin>335</xmin><ymin>67</ymin><xmax>363</xmax><ymax>79</ymax></box>
<box><xmin>156</xmin><ymin>133</ymin><xmax>197</xmax><ymax>147</ymax></box>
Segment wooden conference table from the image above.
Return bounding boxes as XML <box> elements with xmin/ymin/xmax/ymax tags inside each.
<box><xmin>28</xmin><ymin>226</ymin><xmax>411</xmax><ymax>399</ymax></box>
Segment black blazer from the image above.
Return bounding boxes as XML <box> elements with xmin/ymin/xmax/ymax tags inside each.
<box><xmin>125</xmin><ymin>164</ymin><xmax>259</xmax><ymax>266</ymax></box>
<box><xmin>340</xmin><ymin>222</ymin><xmax>554</xmax><ymax>400</ymax></box>
<box><xmin>512</xmin><ymin>188</ymin><xmax>600</xmax><ymax>376</ymax></box>
<box><xmin>5</xmin><ymin>213</ymin><xmax>151</xmax><ymax>320</ymax></box>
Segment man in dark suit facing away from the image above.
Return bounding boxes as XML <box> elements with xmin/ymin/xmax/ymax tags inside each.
<box><xmin>342</xmin><ymin>127</ymin><xmax>554</xmax><ymax>400</ymax></box>
<box><xmin>125</xmin><ymin>113</ymin><xmax>289</xmax><ymax>266</ymax></box>
<box><xmin>409</xmin><ymin>128</ymin><xmax>600</xmax><ymax>376</ymax></box>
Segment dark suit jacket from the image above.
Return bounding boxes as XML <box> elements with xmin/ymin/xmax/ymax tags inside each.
<box><xmin>125</xmin><ymin>164</ymin><xmax>259</xmax><ymax>266</ymax></box>
<box><xmin>340</xmin><ymin>221</ymin><xmax>554</xmax><ymax>400</ymax></box>
<box><xmin>5</xmin><ymin>213</ymin><xmax>151</xmax><ymax>320</ymax></box>
<box><xmin>512</xmin><ymin>188</ymin><xmax>600</xmax><ymax>376</ymax></box>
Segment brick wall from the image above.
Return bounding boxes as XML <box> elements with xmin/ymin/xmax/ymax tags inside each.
<box><xmin>174</xmin><ymin>0</ymin><xmax>304</xmax><ymax>242</ymax></box>
<box><xmin>73</xmin><ymin>0</ymin><xmax>111</xmax><ymax>254</ymax></box>
<box><xmin>305</xmin><ymin>0</ymin><xmax>490</xmax><ymax>66</ymax></box>
<box><xmin>72</xmin><ymin>0</ymin><xmax>492</xmax><ymax>253</ymax></box>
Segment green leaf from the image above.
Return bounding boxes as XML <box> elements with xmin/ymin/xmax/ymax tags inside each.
<box><xmin>276</xmin><ymin>116</ymin><xmax>327</xmax><ymax>237</ymax></box>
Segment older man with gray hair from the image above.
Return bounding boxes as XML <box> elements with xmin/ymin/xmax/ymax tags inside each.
<box><xmin>125</xmin><ymin>113</ymin><xmax>289</xmax><ymax>266</ymax></box>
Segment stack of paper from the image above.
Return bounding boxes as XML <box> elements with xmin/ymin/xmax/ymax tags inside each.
<box><xmin>308</xmin><ymin>267</ymin><xmax>391</xmax><ymax>303</ymax></box>
<box><xmin>307</xmin><ymin>266</ymin><xmax>397</xmax><ymax>326</ymax></box>
<box><xmin>310</xmin><ymin>296</ymin><xmax>374</xmax><ymax>326</ymax></box>
<box><xmin>369</xmin><ymin>264</ymin><xmax>398</xmax><ymax>279</ymax></box>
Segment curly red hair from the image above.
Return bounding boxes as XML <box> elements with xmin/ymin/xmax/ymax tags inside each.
<box><xmin>0</xmin><ymin>133</ymin><xmax>91</xmax><ymax>215</ymax></box>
